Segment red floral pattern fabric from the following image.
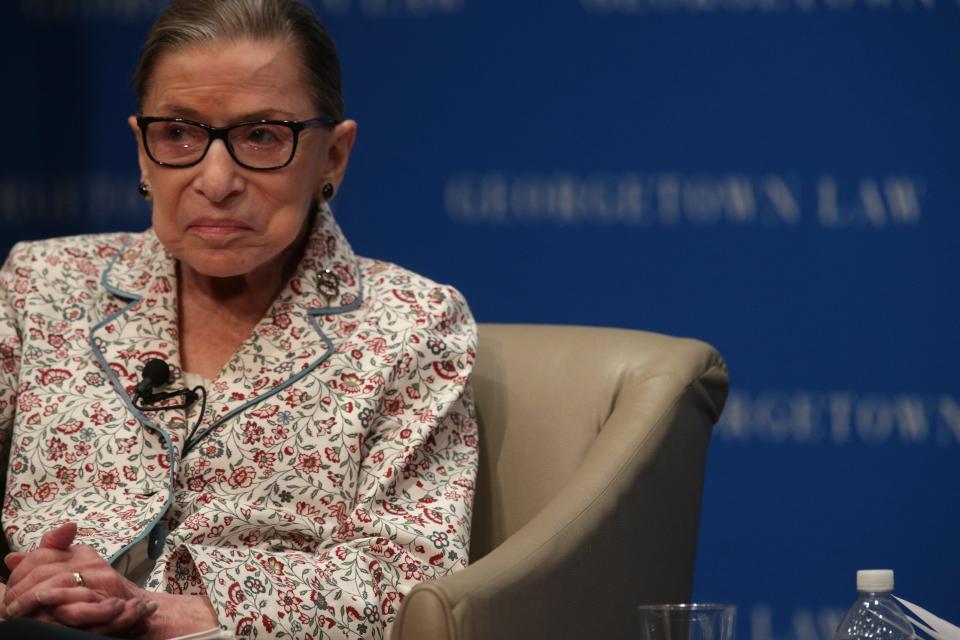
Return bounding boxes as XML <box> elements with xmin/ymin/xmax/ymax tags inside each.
<box><xmin>0</xmin><ymin>206</ymin><xmax>478</xmax><ymax>638</ymax></box>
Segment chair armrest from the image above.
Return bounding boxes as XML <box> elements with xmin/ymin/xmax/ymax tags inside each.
<box><xmin>392</xmin><ymin>341</ymin><xmax>728</xmax><ymax>640</ymax></box>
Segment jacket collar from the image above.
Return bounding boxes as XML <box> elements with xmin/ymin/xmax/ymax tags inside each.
<box><xmin>103</xmin><ymin>203</ymin><xmax>362</xmax><ymax>313</ymax></box>
<box><xmin>92</xmin><ymin>205</ymin><xmax>363</xmax><ymax>463</ymax></box>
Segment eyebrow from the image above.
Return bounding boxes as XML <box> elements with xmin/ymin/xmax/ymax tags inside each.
<box><xmin>152</xmin><ymin>104</ymin><xmax>301</xmax><ymax>121</ymax></box>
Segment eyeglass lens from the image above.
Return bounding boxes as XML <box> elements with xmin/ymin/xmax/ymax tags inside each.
<box><xmin>145</xmin><ymin>121</ymin><xmax>297</xmax><ymax>169</ymax></box>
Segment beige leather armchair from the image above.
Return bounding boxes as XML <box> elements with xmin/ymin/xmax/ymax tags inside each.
<box><xmin>392</xmin><ymin>324</ymin><xmax>729</xmax><ymax>640</ymax></box>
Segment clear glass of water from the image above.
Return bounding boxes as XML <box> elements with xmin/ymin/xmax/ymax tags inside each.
<box><xmin>637</xmin><ymin>604</ymin><xmax>737</xmax><ymax>640</ymax></box>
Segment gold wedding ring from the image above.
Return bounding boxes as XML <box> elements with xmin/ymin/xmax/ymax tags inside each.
<box><xmin>72</xmin><ymin>571</ymin><xmax>85</xmax><ymax>588</ymax></box>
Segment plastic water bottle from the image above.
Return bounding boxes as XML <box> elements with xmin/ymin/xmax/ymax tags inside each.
<box><xmin>834</xmin><ymin>570</ymin><xmax>916</xmax><ymax>640</ymax></box>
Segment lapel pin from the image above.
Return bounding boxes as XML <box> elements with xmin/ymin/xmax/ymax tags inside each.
<box><xmin>318</xmin><ymin>269</ymin><xmax>340</xmax><ymax>299</ymax></box>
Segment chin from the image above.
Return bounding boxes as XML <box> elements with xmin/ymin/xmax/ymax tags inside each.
<box><xmin>191</xmin><ymin>265</ymin><xmax>252</xmax><ymax>279</ymax></box>
<box><xmin>180</xmin><ymin>249</ymin><xmax>262</xmax><ymax>279</ymax></box>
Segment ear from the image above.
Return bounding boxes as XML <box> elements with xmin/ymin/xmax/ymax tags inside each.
<box><xmin>128</xmin><ymin>115</ymin><xmax>151</xmax><ymax>187</ymax></box>
<box><xmin>317</xmin><ymin>119</ymin><xmax>358</xmax><ymax>200</ymax></box>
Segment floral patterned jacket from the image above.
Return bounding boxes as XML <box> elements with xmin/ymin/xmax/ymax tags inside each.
<box><xmin>0</xmin><ymin>207</ymin><xmax>478</xmax><ymax>639</ymax></box>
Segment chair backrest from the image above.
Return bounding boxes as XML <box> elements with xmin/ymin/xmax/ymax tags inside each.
<box><xmin>468</xmin><ymin>323</ymin><xmax>727</xmax><ymax>561</ymax></box>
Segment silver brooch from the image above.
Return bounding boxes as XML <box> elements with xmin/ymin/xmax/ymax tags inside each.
<box><xmin>318</xmin><ymin>269</ymin><xmax>340</xmax><ymax>299</ymax></box>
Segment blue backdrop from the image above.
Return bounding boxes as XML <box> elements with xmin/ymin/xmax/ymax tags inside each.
<box><xmin>2</xmin><ymin>1</ymin><xmax>958</xmax><ymax>638</ymax></box>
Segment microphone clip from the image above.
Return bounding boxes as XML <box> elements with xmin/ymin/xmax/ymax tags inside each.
<box><xmin>134</xmin><ymin>387</ymin><xmax>199</xmax><ymax>412</ymax></box>
<box><xmin>132</xmin><ymin>358</ymin><xmax>199</xmax><ymax>412</ymax></box>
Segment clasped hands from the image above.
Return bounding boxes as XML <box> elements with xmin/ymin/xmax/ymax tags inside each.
<box><xmin>0</xmin><ymin>522</ymin><xmax>157</xmax><ymax>636</ymax></box>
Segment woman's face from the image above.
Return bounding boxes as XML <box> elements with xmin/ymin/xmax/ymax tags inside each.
<box><xmin>130</xmin><ymin>38</ymin><xmax>356</xmax><ymax>279</ymax></box>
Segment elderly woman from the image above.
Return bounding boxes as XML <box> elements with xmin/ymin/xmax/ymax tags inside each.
<box><xmin>0</xmin><ymin>0</ymin><xmax>477</xmax><ymax>638</ymax></box>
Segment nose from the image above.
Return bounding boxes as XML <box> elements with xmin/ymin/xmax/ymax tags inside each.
<box><xmin>192</xmin><ymin>139</ymin><xmax>244</xmax><ymax>203</ymax></box>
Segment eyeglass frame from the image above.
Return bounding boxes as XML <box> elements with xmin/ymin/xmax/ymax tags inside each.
<box><xmin>136</xmin><ymin>115</ymin><xmax>339</xmax><ymax>171</ymax></box>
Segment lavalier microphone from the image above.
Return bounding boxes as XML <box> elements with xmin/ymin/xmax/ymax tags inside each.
<box><xmin>133</xmin><ymin>358</ymin><xmax>200</xmax><ymax>411</ymax></box>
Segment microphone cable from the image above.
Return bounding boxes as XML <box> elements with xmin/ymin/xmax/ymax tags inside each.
<box><xmin>133</xmin><ymin>358</ymin><xmax>208</xmax><ymax>447</ymax></box>
<box><xmin>184</xmin><ymin>384</ymin><xmax>207</xmax><ymax>445</ymax></box>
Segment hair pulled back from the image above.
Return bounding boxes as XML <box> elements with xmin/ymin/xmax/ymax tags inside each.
<box><xmin>133</xmin><ymin>0</ymin><xmax>343</xmax><ymax>120</ymax></box>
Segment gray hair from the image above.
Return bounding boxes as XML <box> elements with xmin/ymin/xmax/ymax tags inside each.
<box><xmin>133</xmin><ymin>0</ymin><xmax>344</xmax><ymax>120</ymax></box>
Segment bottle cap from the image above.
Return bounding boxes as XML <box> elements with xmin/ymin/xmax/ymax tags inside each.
<box><xmin>857</xmin><ymin>569</ymin><xmax>894</xmax><ymax>592</ymax></box>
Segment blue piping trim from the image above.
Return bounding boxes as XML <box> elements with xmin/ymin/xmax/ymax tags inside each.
<box><xmin>90</xmin><ymin>263</ymin><xmax>177</xmax><ymax>564</ymax></box>
<box><xmin>100</xmin><ymin>239</ymin><xmax>136</xmax><ymax>299</ymax></box>
<box><xmin>185</xmin><ymin>326</ymin><xmax>335</xmax><ymax>451</ymax></box>
<box><xmin>307</xmin><ymin>269</ymin><xmax>366</xmax><ymax>316</ymax></box>
<box><xmin>184</xmin><ymin>271</ymin><xmax>366</xmax><ymax>451</ymax></box>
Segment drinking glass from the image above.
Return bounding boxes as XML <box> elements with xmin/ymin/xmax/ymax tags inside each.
<box><xmin>637</xmin><ymin>604</ymin><xmax>736</xmax><ymax>640</ymax></box>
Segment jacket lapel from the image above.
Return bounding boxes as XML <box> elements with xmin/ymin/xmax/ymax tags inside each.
<box><xmin>87</xmin><ymin>230</ymin><xmax>184</xmax><ymax>499</ymax></box>
<box><xmin>102</xmin><ymin>206</ymin><xmax>366</xmax><ymax>454</ymax></box>
<box><xmin>93</xmin><ymin>205</ymin><xmax>363</xmax><ymax>457</ymax></box>
<box><xmin>91</xmin><ymin>228</ymin><xmax>189</xmax><ymax>441</ymax></box>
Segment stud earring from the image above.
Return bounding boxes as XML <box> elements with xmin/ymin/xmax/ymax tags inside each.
<box><xmin>321</xmin><ymin>183</ymin><xmax>335</xmax><ymax>201</ymax></box>
<box><xmin>138</xmin><ymin>181</ymin><xmax>150</xmax><ymax>198</ymax></box>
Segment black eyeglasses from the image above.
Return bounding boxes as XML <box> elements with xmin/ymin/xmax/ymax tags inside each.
<box><xmin>136</xmin><ymin>116</ymin><xmax>338</xmax><ymax>170</ymax></box>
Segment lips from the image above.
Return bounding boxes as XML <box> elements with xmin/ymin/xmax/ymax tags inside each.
<box><xmin>187</xmin><ymin>217</ymin><xmax>253</xmax><ymax>238</ymax></box>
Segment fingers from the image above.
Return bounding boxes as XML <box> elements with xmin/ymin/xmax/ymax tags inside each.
<box><xmin>2</xmin><ymin>582</ymin><xmax>157</xmax><ymax>636</ymax></box>
<box><xmin>85</xmin><ymin>598</ymin><xmax>159</xmax><ymax>637</ymax></box>
<box><xmin>3</xmin><ymin>572</ymin><xmax>92</xmax><ymax>618</ymax></box>
<box><xmin>4</xmin><ymin>551</ymin><xmax>26</xmax><ymax>571</ymax></box>
<box><xmin>4</xmin><ymin>586</ymin><xmax>155</xmax><ymax>634</ymax></box>
<box><xmin>4</xmin><ymin>543</ymin><xmax>99</xmax><ymax>599</ymax></box>
<box><xmin>4</xmin><ymin>548</ymin><xmax>71</xmax><ymax>593</ymax></box>
<box><xmin>46</xmin><ymin>597</ymin><xmax>126</xmax><ymax>628</ymax></box>
<box><xmin>3</xmin><ymin>522</ymin><xmax>79</xmax><ymax>579</ymax></box>
<box><xmin>4</xmin><ymin>584</ymin><xmax>102</xmax><ymax>619</ymax></box>
<box><xmin>38</xmin><ymin>522</ymin><xmax>78</xmax><ymax>551</ymax></box>
<box><xmin>35</xmin><ymin>597</ymin><xmax>156</xmax><ymax>637</ymax></box>
<box><xmin>3</xmin><ymin>558</ymin><xmax>75</xmax><ymax>607</ymax></box>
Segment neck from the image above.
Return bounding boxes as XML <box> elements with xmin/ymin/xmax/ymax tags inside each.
<box><xmin>178</xmin><ymin>257</ymin><xmax>290</xmax><ymax>323</ymax></box>
<box><xmin>175</xmin><ymin>242</ymin><xmax>302</xmax><ymax>379</ymax></box>
<box><xmin>178</xmin><ymin>213</ymin><xmax>313</xmax><ymax>322</ymax></box>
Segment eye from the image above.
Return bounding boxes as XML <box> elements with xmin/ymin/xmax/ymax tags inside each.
<box><xmin>246</xmin><ymin>127</ymin><xmax>280</xmax><ymax>145</ymax></box>
<box><xmin>166</xmin><ymin>126</ymin><xmax>186</xmax><ymax>141</ymax></box>
<box><xmin>156</xmin><ymin>122</ymin><xmax>203</xmax><ymax>145</ymax></box>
